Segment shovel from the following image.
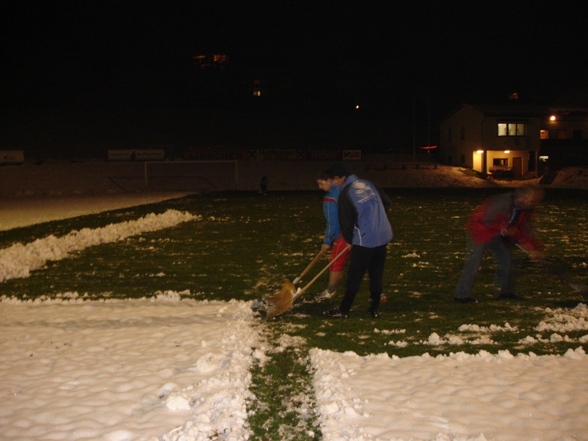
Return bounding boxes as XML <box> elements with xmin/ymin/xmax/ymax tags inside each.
<box><xmin>513</xmin><ymin>242</ymin><xmax>588</xmax><ymax>300</ymax></box>
<box><xmin>264</xmin><ymin>248</ymin><xmax>326</xmax><ymax>317</ymax></box>
<box><xmin>266</xmin><ymin>245</ymin><xmax>351</xmax><ymax>318</ymax></box>
<box><xmin>293</xmin><ymin>248</ymin><xmax>328</xmax><ymax>286</ymax></box>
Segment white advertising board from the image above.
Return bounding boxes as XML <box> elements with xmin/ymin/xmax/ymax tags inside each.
<box><xmin>342</xmin><ymin>150</ymin><xmax>362</xmax><ymax>160</ymax></box>
<box><xmin>0</xmin><ymin>151</ymin><xmax>25</xmax><ymax>164</ymax></box>
<box><xmin>107</xmin><ymin>149</ymin><xmax>165</xmax><ymax>161</ymax></box>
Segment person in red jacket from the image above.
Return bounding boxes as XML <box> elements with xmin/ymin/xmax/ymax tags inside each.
<box><xmin>454</xmin><ymin>185</ymin><xmax>545</xmax><ymax>303</ymax></box>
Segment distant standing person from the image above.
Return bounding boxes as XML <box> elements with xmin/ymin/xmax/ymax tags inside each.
<box><xmin>260</xmin><ymin>175</ymin><xmax>268</xmax><ymax>195</ymax></box>
<box><xmin>315</xmin><ymin>170</ymin><xmax>350</xmax><ymax>301</ymax></box>
<box><xmin>454</xmin><ymin>185</ymin><xmax>545</xmax><ymax>303</ymax></box>
<box><xmin>326</xmin><ymin>162</ymin><xmax>393</xmax><ymax>318</ymax></box>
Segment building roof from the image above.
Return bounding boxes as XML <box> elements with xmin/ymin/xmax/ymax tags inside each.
<box><xmin>441</xmin><ymin>103</ymin><xmax>588</xmax><ymax>123</ymax></box>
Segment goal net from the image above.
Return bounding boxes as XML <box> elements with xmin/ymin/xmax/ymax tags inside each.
<box><xmin>144</xmin><ymin>160</ymin><xmax>238</xmax><ymax>192</ymax></box>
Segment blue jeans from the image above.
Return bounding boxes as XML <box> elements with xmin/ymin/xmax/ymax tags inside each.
<box><xmin>454</xmin><ymin>234</ymin><xmax>516</xmax><ymax>299</ymax></box>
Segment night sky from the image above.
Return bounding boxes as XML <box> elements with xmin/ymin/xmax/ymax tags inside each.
<box><xmin>2</xmin><ymin>1</ymin><xmax>587</xmax><ymax>156</ymax></box>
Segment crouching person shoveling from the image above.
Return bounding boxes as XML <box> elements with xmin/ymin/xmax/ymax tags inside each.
<box><xmin>453</xmin><ymin>185</ymin><xmax>545</xmax><ymax>303</ymax></box>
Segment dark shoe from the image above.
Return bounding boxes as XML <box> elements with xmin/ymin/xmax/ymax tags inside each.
<box><xmin>499</xmin><ymin>292</ymin><xmax>524</xmax><ymax>300</ymax></box>
<box><xmin>368</xmin><ymin>309</ymin><xmax>380</xmax><ymax>318</ymax></box>
<box><xmin>454</xmin><ymin>297</ymin><xmax>478</xmax><ymax>304</ymax></box>
<box><xmin>324</xmin><ymin>308</ymin><xmax>349</xmax><ymax>318</ymax></box>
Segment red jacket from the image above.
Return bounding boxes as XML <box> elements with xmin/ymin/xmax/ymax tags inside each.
<box><xmin>466</xmin><ymin>192</ymin><xmax>542</xmax><ymax>251</ymax></box>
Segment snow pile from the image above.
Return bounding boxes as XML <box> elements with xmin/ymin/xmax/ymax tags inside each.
<box><xmin>310</xmin><ymin>347</ymin><xmax>588</xmax><ymax>441</ymax></box>
<box><xmin>549</xmin><ymin>167</ymin><xmax>588</xmax><ymax>189</ymax></box>
<box><xmin>0</xmin><ymin>297</ymin><xmax>260</xmax><ymax>441</ymax></box>
<box><xmin>0</xmin><ymin>209</ymin><xmax>199</xmax><ymax>282</ymax></box>
<box><xmin>536</xmin><ymin>304</ymin><xmax>588</xmax><ymax>333</ymax></box>
<box><xmin>380</xmin><ymin>306</ymin><xmax>588</xmax><ymax>349</ymax></box>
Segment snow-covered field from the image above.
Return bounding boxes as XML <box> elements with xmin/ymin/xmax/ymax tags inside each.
<box><xmin>0</xmin><ymin>193</ymin><xmax>190</xmax><ymax>231</ymax></box>
<box><xmin>2</xmin><ymin>290</ymin><xmax>587</xmax><ymax>440</ymax></box>
<box><xmin>1</xmin><ymin>297</ymin><xmax>259</xmax><ymax>441</ymax></box>
<box><xmin>1</xmin><ymin>166</ymin><xmax>588</xmax><ymax>440</ymax></box>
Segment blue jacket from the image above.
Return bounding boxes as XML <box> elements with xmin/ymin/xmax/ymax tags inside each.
<box><xmin>323</xmin><ymin>183</ymin><xmax>341</xmax><ymax>245</ymax></box>
<box><xmin>338</xmin><ymin>174</ymin><xmax>393</xmax><ymax>248</ymax></box>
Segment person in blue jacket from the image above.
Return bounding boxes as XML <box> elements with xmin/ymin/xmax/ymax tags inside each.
<box><xmin>315</xmin><ymin>170</ymin><xmax>350</xmax><ymax>301</ymax></box>
<box><xmin>326</xmin><ymin>161</ymin><xmax>393</xmax><ymax>318</ymax></box>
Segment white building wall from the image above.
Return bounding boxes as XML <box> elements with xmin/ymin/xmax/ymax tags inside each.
<box><xmin>440</xmin><ymin>104</ymin><xmax>541</xmax><ymax>176</ymax></box>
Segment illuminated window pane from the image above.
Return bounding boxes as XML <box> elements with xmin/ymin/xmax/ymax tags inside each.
<box><xmin>498</xmin><ymin>123</ymin><xmax>508</xmax><ymax>136</ymax></box>
<box><xmin>516</xmin><ymin>124</ymin><xmax>526</xmax><ymax>136</ymax></box>
<box><xmin>540</xmin><ymin>130</ymin><xmax>549</xmax><ymax>139</ymax></box>
<box><xmin>508</xmin><ymin>123</ymin><xmax>517</xmax><ymax>136</ymax></box>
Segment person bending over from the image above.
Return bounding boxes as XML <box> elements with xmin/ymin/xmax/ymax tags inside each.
<box><xmin>454</xmin><ymin>185</ymin><xmax>545</xmax><ymax>303</ymax></box>
<box><xmin>325</xmin><ymin>162</ymin><xmax>393</xmax><ymax>319</ymax></box>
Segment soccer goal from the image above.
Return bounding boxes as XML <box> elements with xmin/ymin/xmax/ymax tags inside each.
<box><xmin>144</xmin><ymin>160</ymin><xmax>238</xmax><ymax>192</ymax></box>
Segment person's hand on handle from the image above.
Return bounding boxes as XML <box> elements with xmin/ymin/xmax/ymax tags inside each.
<box><xmin>529</xmin><ymin>249</ymin><xmax>546</xmax><ymax>261</ymax></box>
<box><xmin>500</xmin><ymin>226</ymin><xmax>517</xmax><ymax>237</ymax></box>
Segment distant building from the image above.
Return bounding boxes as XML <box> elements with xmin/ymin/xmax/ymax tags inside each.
<box><xmin>540</xmin><ymin>109</ymin><xmax>588</xmax><ymax>167</ymax></box>
<box><xmin>193</xmin><ymin>53</ymin><xmax>229</xmax><ymax>71</ymax></box>
<box><xmin>439</xmin><ymin>103</ymin><xmax>588</xmax><ymax>177</ymax></box>
<box><xmin>192</xmin><ymin>53</ymin><xmax>294</xmax><ymax>102</ymax></box>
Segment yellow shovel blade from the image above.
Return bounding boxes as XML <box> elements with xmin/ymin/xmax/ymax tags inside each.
<box><xmin>265</xmin><ymin>280</ymin><xmax>296</xmax><ymax>318</ymax></box>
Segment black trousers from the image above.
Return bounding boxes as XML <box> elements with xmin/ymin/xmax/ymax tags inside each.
<box><xmin>339</xmin><ymin>244</ymin><xmax>387</xmax><ymax>313</ymax></box>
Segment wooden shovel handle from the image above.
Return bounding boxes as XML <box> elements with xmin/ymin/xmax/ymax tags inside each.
<box><xmin>294</xmin><ymin>248</ymin><xmax>327</xmax><ymax>284</ymax></box>
<box><xmin>295</xmin><ymin>244</ymin><xmax>351</xmax><ymax>299</ymax></box>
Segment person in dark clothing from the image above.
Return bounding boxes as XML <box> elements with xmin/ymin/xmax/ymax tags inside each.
<box><xmin>454</xmin><ymin>185</ymin><xmax>545</xmax><ymax>303</ymax></box>
<box><xmin>325</xmin><ymin>162</ymin><xmax>393</xmax><ymax>318</ymax></box>
<box><xmin>259</xmin><ymin>175</ymin><xmax>268</xmax><ymax>195</ymax></box>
